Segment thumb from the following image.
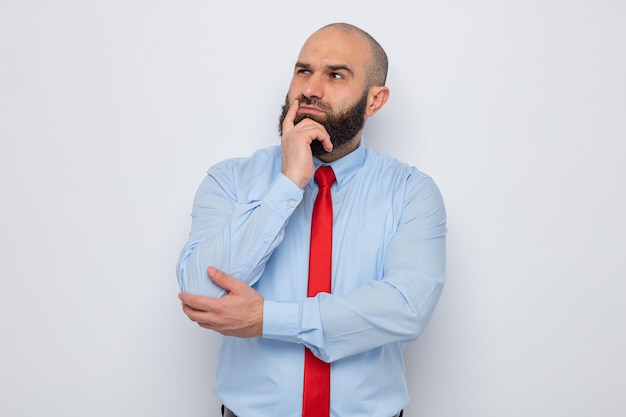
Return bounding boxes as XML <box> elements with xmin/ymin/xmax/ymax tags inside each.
<box><xmin>207</xmin><ymin>266</ymin><xmax>239</xmax><ymax>292</ymax></box>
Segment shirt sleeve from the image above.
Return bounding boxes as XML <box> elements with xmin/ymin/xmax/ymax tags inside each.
<box><xmin>263</xmin><ymin>175</ymin><xmax>446</xmax><ymax>362</ymax></box>
<box><xmin>176</xmin><ymin>162</ymin><xmax>304</xmax><ymax>297</ymax></box>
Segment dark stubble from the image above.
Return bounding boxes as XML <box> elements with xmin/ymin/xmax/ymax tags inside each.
<box><xmin>278</xmin><ymin>91</ymin><xmax>368</xmax><ymax>156</ymax></box>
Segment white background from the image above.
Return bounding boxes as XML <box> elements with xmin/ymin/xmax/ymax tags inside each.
<box><xmin>1</xmin><ymin>1</ymin><xmax>625</xmax><ymax>416</ymax></box>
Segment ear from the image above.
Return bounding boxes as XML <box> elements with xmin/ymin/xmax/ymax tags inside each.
<box><xmin>365</xmin><ymin>86</ymin><xmax>390</xmax><ymax>117</ymax></box>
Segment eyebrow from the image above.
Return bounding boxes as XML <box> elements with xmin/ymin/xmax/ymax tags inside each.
<box><xmin>295</xmin><ymin>61</ymin><xmax>355</xmax><ymax>78</ymax></box>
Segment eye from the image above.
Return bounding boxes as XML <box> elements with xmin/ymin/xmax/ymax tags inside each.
<box><xmin>330</xmin><ymin>72</ymin><xmax>343</xmax><ymax>79</ymax></box>
<box><xmin>297</xmin><ymin>68</ymin><xmax>311</xmax><ymax>75</ymax></box>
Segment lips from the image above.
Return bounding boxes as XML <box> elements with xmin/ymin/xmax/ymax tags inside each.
<box><xmin>298</xmin><ymin>105</ymin><xmax>325</xmax><ymax>115</ymax></box>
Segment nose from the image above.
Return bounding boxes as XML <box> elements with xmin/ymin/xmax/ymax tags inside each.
<box><xmin>302</xmin><ymin>74</ymin><xmax>323</xmax><ymax>100</ymax></box>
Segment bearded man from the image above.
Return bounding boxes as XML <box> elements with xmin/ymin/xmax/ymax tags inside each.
<box><xmin>177</xmin><ymin>22</ymin><xmax>446</xmax><ymax>417</ymax></box>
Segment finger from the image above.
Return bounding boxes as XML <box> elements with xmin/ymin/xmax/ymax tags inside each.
<box><xmin>178</xmin><ymin>292</ymin><xmax>193</xmax><ymax>305</ymax></box>
<box><xmin>281</xmin><ymin>99</ymin><xmax>300</xmax><ymax>132</ymax></box>
<box><xmin>178</xmin><ymin>292</ymin><xmax>207</xmax><ymax>311</ymax></box>
<box><xmin>181</xmin><ymin>302</ymin><xmax>201</xmax><ymax>319</ymax></box>
<box><xmin>303</xmin><ymin>121</ymin><xmax>332</xmax><ymax>152</ymax></box>
<box><xmin>207</xmin><ymin>266</ymin><xmax>242</xmax><ymax>293</ymax></box>
<box><xmin>317</xmin><ymin>130</ymin><xmax>333</xmax><ymax>152</ymax></box>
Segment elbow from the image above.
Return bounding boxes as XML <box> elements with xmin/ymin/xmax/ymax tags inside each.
<box><xmin>407</xmin><ymin>280</ymin><xmax>444</xmax><ymax>340</ymax></box>
<box><xmin>389</xmin><ymin>276</ymin><xmax>444</xmax><ymax>342</ymax></box>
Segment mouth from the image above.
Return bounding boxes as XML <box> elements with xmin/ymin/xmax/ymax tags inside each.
<box><xmin>297</xmin><ymin>105</ymin><xmax>325</xmax><ymax>116</ymax></box>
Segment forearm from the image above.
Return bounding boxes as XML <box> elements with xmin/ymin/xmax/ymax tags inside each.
<box><xmin>315</xmin><ymin>247</ymin><xmax>445</xmax><ymax>361</ymax></box>
<box><xmin>262</xmin><ymin>246</ymin><xmax>444</xmax><ymax>362</ymax></box>
<box><xmin>177</xmin><ymin>170</ymin><xmax>304</xmax><ymax>297</ymax></box>
<box><xmin>263</xmin><ymin>175</ymin><xmax>447</xmax><ymax>361</ymax></box>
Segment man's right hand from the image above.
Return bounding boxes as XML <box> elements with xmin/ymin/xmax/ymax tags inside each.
<box><xmin>280</xmin><ymin>100</ymin><xmax>333</xmax><ymax>189</ymax></box>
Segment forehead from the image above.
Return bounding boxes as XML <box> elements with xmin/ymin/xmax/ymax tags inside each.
<box><xmin>297</xmin><ymin>28</ymin><xmax>371</xmax><ymax>75</ymax></box>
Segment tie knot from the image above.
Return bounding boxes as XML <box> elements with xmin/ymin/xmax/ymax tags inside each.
<box><xmin>315</xmin><ymin>166</ymin><xmax>336</xmax><ymax>187</ymax></box>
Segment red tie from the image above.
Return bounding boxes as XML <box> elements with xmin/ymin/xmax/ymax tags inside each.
<box><xmin>302</xmin><ymin>166</ymin><xmax>335</xmax><ymax>417</ymax></box>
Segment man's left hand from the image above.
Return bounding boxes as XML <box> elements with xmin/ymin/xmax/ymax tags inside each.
<box><xmin>179</xmin><ymin>266</ymin><xmax>264</xmax><ymax>338</ymax></box>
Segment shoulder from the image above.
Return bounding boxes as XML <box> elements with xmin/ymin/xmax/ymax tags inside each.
<box><xmin>205</xmin><ymin>146</ymin><xmax>282</xmax><ymax>185</ymax></box>
<box><xmin>209</xmin><ymin>146</ymin><xmax>281</xmax><ymax>173</ymax></box>
<box><xmin>363</xmin><ymin>147</ymin><xmax>445</xmax><ymax>209</ymax></box>
<box><xmin>198</xmin><ymin>146</ymin><xmax>283</xmax><ymax>198</ymax></box>
<box><xmin>363</xmin><ymin>147</ymin><xmax>432</xmax><ymax>185</ymax></box>
<box><xmin>363</xmin><ymin>148</ymin><xmax>446</xmax><ymax>228</ymax></box>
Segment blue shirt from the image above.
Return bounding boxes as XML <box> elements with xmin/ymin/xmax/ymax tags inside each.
<box><xmin>177</xmin><ymin>142</ymin><xmax>446</xmax><ymax>417</ymax></box>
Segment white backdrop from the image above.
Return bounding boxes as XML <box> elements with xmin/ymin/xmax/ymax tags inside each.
<box><xmin>1</xmin><ymin>1</ymin><xmax>625</xmax><ymax>416</ymax></box>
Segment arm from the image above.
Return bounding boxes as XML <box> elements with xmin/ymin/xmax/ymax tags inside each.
<box><xmin>176</xmin><ymin>163</ymin><xmax>304</xmax><ymax>297</ymax></box>
<box><xmin>177</xmin><ymin>99</ymin><xmax>332</xmax><ymax>298</ymax></box>
<box><xmin>179</xmin><ymin>169</ymin><xmax>446</xmax><ymax>358</ymax></box>
<box><xmin>179</xmin><ymin>266</ymin><xmax>264</xmax><ymax>337</ymax></box>
<box><xmin>263</xmin><ymin>175</ymin><xmax>446</xmax><ymax>362</ymax></box>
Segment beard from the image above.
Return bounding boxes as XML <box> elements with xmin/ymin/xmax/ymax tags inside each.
<box><xmin>278</xmin><ymin>91</ymin><xmax>368</xmax><ymax>156</ymax></box>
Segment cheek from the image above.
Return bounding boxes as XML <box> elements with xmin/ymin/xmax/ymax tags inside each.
<box><xmin>287</xmin><ymin>80</ymin><xmax>305</xmax><ymax>100</ymax></box>
<box><xmin>333</xmin><ymin>93</ymin><xmax>360</xmax><ymax>112</ymax></box>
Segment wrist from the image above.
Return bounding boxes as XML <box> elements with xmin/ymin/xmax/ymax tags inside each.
<box><xmin>282</xmin><ymin>168</ymin><xmax>310</xmax><ymax>189</ymax></box>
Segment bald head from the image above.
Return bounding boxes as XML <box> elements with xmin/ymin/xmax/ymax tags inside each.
<box><xmin>280</xmin><ymin>22</ymin><xmax>391</xmax><ymax>161</ymax></box>
<box><xmin>313</xmin><ymin>23</ymin><xmax>388</xmax><ymax>87</ymax></box>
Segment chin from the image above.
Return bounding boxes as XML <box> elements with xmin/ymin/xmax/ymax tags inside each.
<box><xmin>310</xmin><ymin>141</ymin><xmax>328</xmax><ymax>157</ymax></box>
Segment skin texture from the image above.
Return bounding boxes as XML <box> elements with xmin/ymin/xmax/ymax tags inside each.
<box><xmin>179</xmin><ymin>267</ymin><xmax>264</xmax><ymax>337</ymax></box>
<box><xmin>281</xmin><ymin>26</ymin><xmax>389</xmax><ymax>188</ymax></box>
<box><xmin>179</xmin><ymin>25</ymin><xmax>390</xmax><ymax>337</ymax></box>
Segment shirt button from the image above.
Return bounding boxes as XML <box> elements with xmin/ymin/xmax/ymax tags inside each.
<box><xmin>263</xmin><ymin>236</ymin><xmax>270</xmax><ymax>243</ymax></box>
<box><xmin>288</xmin><ymin>200</ymin><xmax>297</xmax><ymax>208</ymax></box>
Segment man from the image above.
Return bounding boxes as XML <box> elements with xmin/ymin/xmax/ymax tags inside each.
<box><xmin>177</xmin><ymin>23</ymin><xmax>446</xmax><ymax>417</ymax></box>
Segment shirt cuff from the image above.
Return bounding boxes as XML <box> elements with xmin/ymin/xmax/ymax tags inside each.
<box><xmin>262</xmin><ymin>299</ymin><xmax>301</xmax><ymax>343</ymax></box>
<box><xmin>262</xmin><ymin>173</ymin><xmax>304</xmax><ymax>218</ymax></box>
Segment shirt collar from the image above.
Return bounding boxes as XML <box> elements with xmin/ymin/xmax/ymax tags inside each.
<box><xmin>312</xmin><ymin>140</ymin><xmax>366</xmax><ymax>190</ymax></box>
